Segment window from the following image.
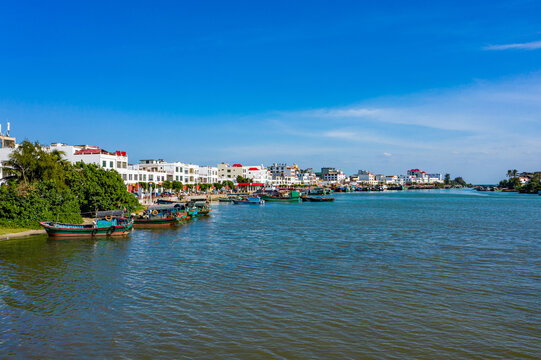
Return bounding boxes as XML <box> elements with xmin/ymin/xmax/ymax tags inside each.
<box><xmin>117</xmin><ymin>161</ymin><xmax>121</xmax><ymax>168</ymax></box>
<box><xmin>122</xmin><ymin>174</ymin><xmax>127</xmax><ymax>180</ymax></box>
<box><xmin>102</xmin><ymin>160</ymin><xmax>106</xmax><ymax>167</ymax></box>
<box><xmin>134</xmin><ymin>174</ymin><xmax>138</xmax><ymax>181</ymax></box>
<box><xmin>110</xmin><ymin>161</ymin><xmax>113</xmax><ymax>168</ymax></box>
<box><xmin>129</xmin><ymin>174</ymin><xmax>132</xmax><ymax>180</ymax></box>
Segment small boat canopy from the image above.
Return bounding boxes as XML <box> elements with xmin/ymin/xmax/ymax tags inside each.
<box><xmin>147</xmin><ymin>204</ymin><xmax>182</xmax><ymax>211</ymax></box>
<box><xmin>194</xmin><ymin>201</ymin><xmax>208</xmax><ymax>207</ymax></box>
<box><xmin>95</xmin><ymin>209</ymin><xmax>124</xmax><ymax>217</ymax></box>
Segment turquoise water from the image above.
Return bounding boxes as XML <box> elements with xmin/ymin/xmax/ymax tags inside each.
<box><xmin>1</xmin><ymin>190</ymin><xmax>540</xmax><ymax>359</ymax></box>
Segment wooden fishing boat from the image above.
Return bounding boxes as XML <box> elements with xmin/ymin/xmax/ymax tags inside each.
<box><xmin>132</xmin><ymin>204</ymin><xmax>186</xmax><ymax>226</ymax></box>
<box><xmin>193</xmin><ymin>201</ymin><xmax>212</xmax><ymax>215</ymax></box>
<box><xmin>232</xmin><ymin>196</ymin><xmax>265</xmax><ymax>205</ymax></box>
<box><xmin>261</xmin><ymin>190</ymin><xmax>301</xmax><ymax>202</ymax></box>
<box><xmin>301</xmin><ymin>195</ymin><xmax>335</xmax><ymax>202</ymax></box>
<box><xmin>40</xmin><ymin>215</ymin><xmax>133</xmax><ymax>237</ymax></box>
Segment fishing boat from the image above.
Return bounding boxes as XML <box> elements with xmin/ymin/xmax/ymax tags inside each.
<box><xmin>40</xmin><ymin>210</ymin><xmax>133</xmax><ymax>237</ymax></box>
<box><xmin>232</xmin><ymin>196</ymin><xmax>265</xmax><ymax>205</ymax></box>
<box><xmin>301</xmin><ymin>195</ymin><xmax>335</xmax><ymax>202</ymax></box>
<box><xmin>261</xmin><ymin>190</ymin><xmax>301</xmax><ymax>202</ymax></box>
<box><xmin>193</xmin><ymin>201</ymin><xmax>212</xmax><ymax>215</ymax></box>
<box><xmin>309</xmin><ymin>187</ymin><xmax>332</xmax><ymax>195</ymax></box>
<box><xmin>132</xmin><ymin>204</ymin><xmax>185</xmax><ymax>226</ymax></box>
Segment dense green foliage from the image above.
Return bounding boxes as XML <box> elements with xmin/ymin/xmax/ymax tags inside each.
<box><xmin>0</xmin><ymin>181</ymin><xmax>82</xmax><ymax>228</ymax></box>
<box><xmin>65</xmin><ymin>162</ymin><xmax>139</xmax><ymax>213</ymax></box>
<box><xmin>222</xmin><ymin>180</ymin><xmax>235</xmax><ymax>189</ymax></box>
<box><xmin>198</xmin><ymin>183</ymin><xmax>212</xmax><ymax>191</ymax></box>
<box><xmin>499</xmin><ymin>170</ymin><xmax>540</xmax><ymax>193</ymax></box>
<box><xmin>0</xmin><ymin>140</ymin><xmax>138</xmax><ymax>228</ymax></box>
<box><xmin>236</xmin><ymin>175</ymin><xmax>253</xmax><ymax>184</ymax></box>
<box><xmin>213</xmin><ymin>182</ymin><xmax>224</xmax><ymax>190</ymax></box>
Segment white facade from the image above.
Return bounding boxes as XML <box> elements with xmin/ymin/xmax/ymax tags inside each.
<box><xmin>199</xmin><ymin>166</ymin><xmax>219</xmax><ymax>184</ymax></box>
<box><xmin>218</xmin><ymin>163</ymin><xmax>270</xmax><ymax>184</ymax></box>
<box><xmin>138</xmin><ymin>160</ymin><xmax>200</xmax><ymax>184</ymax></box>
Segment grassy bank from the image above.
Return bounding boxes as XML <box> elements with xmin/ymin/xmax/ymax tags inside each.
<box><xmin>0</xmin><ymin>226</ymin><xmax>32</xmax><ymax>236</ymax></box>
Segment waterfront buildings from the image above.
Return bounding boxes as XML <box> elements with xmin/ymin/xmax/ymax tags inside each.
<box><xmin>0</xmin><ymin>124</ymin><xmax>454</xmax><ymax>190</ymax></box>
<box><xmin>320</xmin><ymin>167</ymin><xmax>346</xmax><ymax>184</ymax></box>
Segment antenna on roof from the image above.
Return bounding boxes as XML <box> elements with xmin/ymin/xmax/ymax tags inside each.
<box><xmin>0</xmin><ymin>123</ymin><xmax>2</xmax><ymax>136</ymax></box>
<box><xmin>6</xmin><ymin>122</ymin><xmax>10</xmax><ymax>136</ymax></box>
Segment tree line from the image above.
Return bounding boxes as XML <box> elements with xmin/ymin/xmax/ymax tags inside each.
<box><xmin>499</xmin><ymin>169</ymin><xmax>541</xmax><ymax>193</ymax></box>
<box><xmin>0</xmin><ymin>141</ymin><xmax>138</xmax><ymax>228</ymax></box>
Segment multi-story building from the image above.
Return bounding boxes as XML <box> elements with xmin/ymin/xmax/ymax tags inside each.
<box><xmin>357</xmin><ymin>170</ymin><xmax>377</xmax><ymax>185</ymax></box>
<box><xmin>320</xmin><ymin>167</ymin><xmax>346</xmax><ymax>184</ymax></box>
<box><xmin>199</xmin><ymin>166</ymin><xmax>219</xmax><ymax>184</ymax></box>
<box><xmin>426</xmin><ymin>173</ymin><xmax>443</xmax><ymax>182</ymax></box>
<box><xmin>246</xmin><ymin>166</ymin><xmax>270</xmax><ymax>184</ymax></box>
<box><xmin>218</xmin><ymin>163</ymin><xmax>270</xmax><ymax>184</ymax></box>
<box><xmin>138</xmin><ymin>160</ymin><xmax>200</xmax><ymax>184</ymax></box>
<box><xmin>47</xmin><ymin>143</ymin><xmax>131</xmax><ymax>181</ymax></box>
<box><xmin>298</xmin><ymin>168</ymin><xmax>318</xmax><ymax>185</ymax></box>
<box><xmin>268</xmin><ymin>163</ymin><xmax>300</xmax><ymax>185</ymax></box>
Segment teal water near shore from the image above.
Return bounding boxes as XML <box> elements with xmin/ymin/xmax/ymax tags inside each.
<box><xmin>1</xmin><ymin>190</ymin><xmax>540</xmax><ymax>359</ymax></box>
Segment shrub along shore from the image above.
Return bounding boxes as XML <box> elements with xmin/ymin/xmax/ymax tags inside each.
<box><xmin>0</xmin><ymin>141</ymin><xmax>138</xmax><ymax>230</ymax></box>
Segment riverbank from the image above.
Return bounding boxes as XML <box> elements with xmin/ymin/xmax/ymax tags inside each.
<box><xmin>0</xmin><ymin>227</ymin><xmax>45</xmax><ymax>240</ymax></box>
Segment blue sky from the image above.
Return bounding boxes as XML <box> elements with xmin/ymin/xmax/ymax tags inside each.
<box><xmin>1</xmin><ymin>0</ymin><xmax>540</xmax><ymax>183</ymax></box>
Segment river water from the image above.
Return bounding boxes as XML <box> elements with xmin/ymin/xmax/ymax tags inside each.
<box><xmin>1</xmin><ymin>190</ymin><xmax>540</xmax><ymax>359</ymax></box>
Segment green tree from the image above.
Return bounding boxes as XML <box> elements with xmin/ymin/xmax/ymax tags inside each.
<box><xmin>222</xmin><ymin>180</ymin><xmax>235</xmax><ymax>189</ymax></box>
<box><xmin>65</xmin><ymin>162</ymin><xmax>138</xmax><ymax>213</ymax></box>
<box><xmin>236</xmin><ymin>175</ymin><xmax>253</xmax><ymax>183</ymax></box>
<box><xmin>0</xmin><ymin>180</ymin><xmax>82</xmax><ymax>228</ymax></box>
<box><xmin>199</xmin><ymin>183</ymin><xmax>212</xmax><ymax>192</ymax></box>
<box><xmin>444</xmin><ymin>173</ymin><xmax>451</xmax><ymax>185</ymax></box>
<box><xmin>5</xmin><ymin>140</ymin><xmax>69</xmax><ymax>187</ymax></box>
<box><xmin>162</xmin><ymin>180</ymin><xmax>172</xmax><ymax>191</ymax></box>
<box><xmin>213</xmin><ymin>182</ymin><xmax>224</xmax><ymax>190</ymax></box>
<box><xmin>453</xmin><ymin>177</ymin><xmax>467</xmax><ymax>187</ymax></box>
<box><xmin>521</xmin><ymin>174</ymin><xmax>541</xmax><ymax>193</ymax></box>
<box><xmin>171</xmin><ymin>181</ymin><xmax>183</xmax><ymax>192</ymax></box>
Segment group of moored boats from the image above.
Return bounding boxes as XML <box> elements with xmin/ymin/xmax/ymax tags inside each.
<box><xmin>224</xmin><ymin>189</ymin><xmax>335</xmax><ymax>205</ymax></box>
<box><xmin>40</xmin><ymin>200</ymin><xmax>212</xmax><ymax>237</ymax></box>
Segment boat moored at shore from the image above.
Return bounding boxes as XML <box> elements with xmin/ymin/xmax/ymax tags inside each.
<box><xmin>40</xmin><ymin>213</ymin><xmax>134</xmax><ymax>237</ymax></box>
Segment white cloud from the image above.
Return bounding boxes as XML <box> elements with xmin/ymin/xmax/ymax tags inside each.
<box><xmin>383</xmin><ymin>152</ymin><xmax>392</xmax><ymax>157</ymax></box>
<box><xmin>322</xmin><ymin>130</ymin><xmax>358</xmax><ymax>140</ymax></box>
<box><xmin>484</xmin><ymin>40</ymin><xmax>541</xmax><ymax>50</ymax></box>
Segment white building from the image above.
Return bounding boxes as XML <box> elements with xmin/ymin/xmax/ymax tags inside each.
<box><xmin>357</xmin><ymin>170</ymin><xmax>377</xmax><ymax>185</ymax></box>
<box><xmin>268</xmin><ymin>163</ymin><xmax>301</xmax><ymax>185</ymax></box>
<box><xmin>138</xmin><ymin>160</ymin><xmax>200</xmax><ymax>184</ymax></box>
<box><xmin>199</xmin><ymin>166</ymin><xmax>219</xmax><ymax>184</ymax></box>
<box><xmin>0</xmin><ymin>123</ymin><xmax>17</xmax><ymax>181</ymax></box>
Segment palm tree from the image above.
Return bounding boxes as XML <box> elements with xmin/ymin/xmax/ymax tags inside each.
<box><xmin>512</xmin><ymin>169</ymin><xmax>518</xmax><ymax>178</ymax></box>
<box><xmin>5</xmin><ymin>140</ymin><xmax>39</xmax><ymax>185</ymax></box>
<box><xmin>507</xmin><ymin>170</ymin><xmax>512</xmax><ymax>178</ymax></box>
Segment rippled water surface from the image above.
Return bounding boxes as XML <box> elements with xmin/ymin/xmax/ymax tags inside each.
<box><xmin>1</xmin><ymin>190</ymin><xmax>540</xmax><ymax>359</ymax></box>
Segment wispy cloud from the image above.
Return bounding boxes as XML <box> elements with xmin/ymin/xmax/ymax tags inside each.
<box><xmin>484</xmin><ymin>40</ymin><xmax>541</xmax><ymax>50</ymax></box>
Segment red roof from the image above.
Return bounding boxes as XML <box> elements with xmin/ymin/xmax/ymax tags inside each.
<box><xmin>248</xmin><ymin>167</ymin><xmax>259</xmax><ymax>171</ymax></box>
<box><xmin>74</xmin><ymin>148</ymin><xmax>110</xmax><ymax>155</ymax></box>
<box><xmin>410</xmin><ymin>168</ymin><xmax>420</xmax><ymax>171</ymax></box>
<box><xmin>232</xmin><ymin>164</ymin><xmax>243</xmax><ymax>167</ymax></box>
